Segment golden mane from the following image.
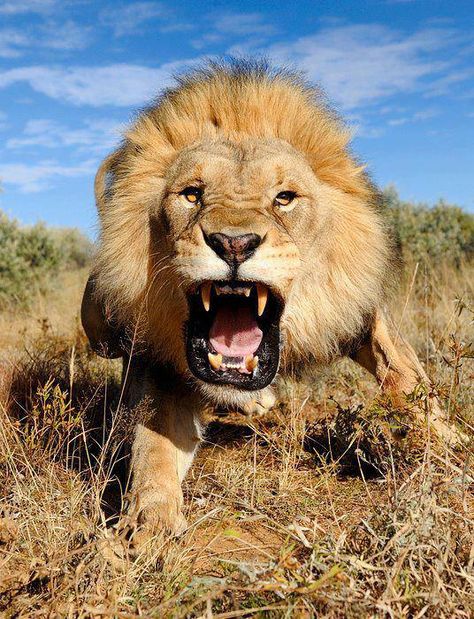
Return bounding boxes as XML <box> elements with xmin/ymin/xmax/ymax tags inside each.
<box><xmin>92</xmin><ymin>61</ymin><xmax>393</xmax><ymax>363</ymax></box>
<box><xmin>128</xmin><ymin>61</ymin><xmax>371</xmax><ymax>200</ymax></box>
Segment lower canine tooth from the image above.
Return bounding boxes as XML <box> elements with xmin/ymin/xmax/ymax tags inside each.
<box><xmin>201</xmin><ymin>282</ymin><xmax>212</xmax><ymax>311</ymax></box>
<box><xmin>208</xmin><ymin>352</ymin><xmax>222</xmax><ymax>371</ymax></box>
<box><xmin>256</xmin><ymin>284</ymin><xmax>268</xmax><ymax>316</ymax></box>
<box><xmin>245</xmin><ymin>355</ymin><xmax>259</xmax><ymax>372</ymax></box>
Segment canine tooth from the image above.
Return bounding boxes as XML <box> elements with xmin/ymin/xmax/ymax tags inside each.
<box><xmin>256</xmin><ymin>284</ymin><xmax>268</xmax><ymax>316</ymax></box>
<box><xmin>245</xmin><ymin>355</ymin><xmax>259</xmax><ymax>372</ymax></box>
<box><xmin>201</xmin><ymin>282</ymin><xmax>212</xmax><ymax>311</ymax></box>
<box><xmin>244</xmin><ymin>288</ymin><xmax>251</xmax><ymax>297</ymax></box>
<box><xmin>208</xmin><ymin>352</ymin><xmax>222</xmax><ymax>371</ymax></box>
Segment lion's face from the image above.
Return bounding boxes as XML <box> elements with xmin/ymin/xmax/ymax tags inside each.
<box><xmin>149</xmin><ymin>137</ymin><xmax>332</xmax><ymax>392</ymax></box>
<box><xmin>91</xmin><ymin>67</ymin><xmax>393</xmax><ymax>408</ymax></box>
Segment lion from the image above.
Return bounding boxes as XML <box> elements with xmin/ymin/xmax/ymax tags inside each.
<box><xmin>81</xmin><ymin>60</ymin><xmax>460</xmax><ymax>538</ymax></box>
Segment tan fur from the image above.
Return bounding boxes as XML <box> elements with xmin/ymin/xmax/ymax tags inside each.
<box><xmin>81</xmin><ymin>62</ymin><xmax>458</xmax><ymax>538</ymax></box>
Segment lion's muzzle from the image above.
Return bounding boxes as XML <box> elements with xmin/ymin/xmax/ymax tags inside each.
<box><xmin>203</xmin><ymin>232</ymin><xmax>262</xmax><ymax>267</ymax></box>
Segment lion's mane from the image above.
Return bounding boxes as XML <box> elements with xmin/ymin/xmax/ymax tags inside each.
<box><xmin>92</xmin><ymin>60</ymin><xmax>399</xmax><ymax>372</ymax></box>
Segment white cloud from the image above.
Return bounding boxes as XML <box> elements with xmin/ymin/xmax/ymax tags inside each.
<box><xmin>194</xmin><ymin>11</ymin><xmax>277</xmax><ymax>50</ymax></box>
<box><xmin>0</xmin><ymin>21</ymin><xmax>91</xmax><ymax>57</ymax></box>
<box><xmin>425</xmin><ymin>68</ymin><xmax>474</xmax><ymax>96</ymax></box>
<box><xmin>0</xmin><ymin>23</ymin><xmax>469</xmax><ymax>116</ymax></box>
<box><xmin>38</xmin><ymin>20</ymin><xmax>92</xmax><ymax>51</ymax></box>
<box><xmin>0</xmin><ymin>29</ymin><xmax>29</xmax><ymax>57</ymax></box>
<box><xmin>7</xmin><ymin>118</ymin><xmax>124</xmax><ymax>152</ymax></box>
<box><xmin>100</xmin><ymin>2</ymin><xmax>167</xmax><ymax>37</ymax></box>
<box><xmin>387</xmin><ymin>108</ymin><xmax>439</xmax><ymax>126</ymax></box>
<box><xmin>355</xmin><ymin>125</ymin><xmax>386</xmax><ymax>138</ymax></box>
<box><xmin>0</xmin><ymin>61</ymin><xmax>189</xmax><ymax>106</ymax></box>
<box><xmin>0</xmin><ymin>159</ymin><xmax>97</xmax><ymax>193</ymax></box>
<box><xmin>213</xmin><ymin>12</ymin><xmax>276</xmax><ymax>36</ymax></box>
<box><xmin>259</xmin><ymin>24</ymin><xmax>458</xmax><ymax>109</ymax></box>
<box><xmin>0</xmin><ymin>0</ymin><xmax>56</xmax><ymax>15</ymax></box>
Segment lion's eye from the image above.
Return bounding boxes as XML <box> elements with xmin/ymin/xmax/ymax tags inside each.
<box><xmin>180</xmin><ymin>186</ymin><xmax>202</xmax><ymax>206</ymax></box>
<box><xmin>274</xmin><ymin>191</ymin><xmax>297</xmax><ymax>211</ymax></box>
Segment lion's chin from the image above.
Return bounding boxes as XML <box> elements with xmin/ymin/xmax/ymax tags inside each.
<box><xmin>196</xmin><ymin>381</ymin><xmax>271</xmax><ymax>409</ymax></box>
<box><xmin>185</xmin><ymin>281</ymin><xmax>283</xmax><ymax>391</ymax></box>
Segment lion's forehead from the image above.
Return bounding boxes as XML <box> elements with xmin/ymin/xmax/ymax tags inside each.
<box><xmin>170</xmin><ymin>137</ymin><xmax>311</xmax><ymax>190</ymax></box>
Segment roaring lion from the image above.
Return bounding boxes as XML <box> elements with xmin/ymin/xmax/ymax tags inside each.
<box><xmin>82</xmin><ymin>61</ymin><xmax>458</xmax><ymax>537</ymax></box>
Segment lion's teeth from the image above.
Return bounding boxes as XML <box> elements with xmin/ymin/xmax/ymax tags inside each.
<box><xmin>201</xmin><ymin>282</ymin><xmax>212</xmax><ymax>311</ymax></box>
<box><xmin>244</xmin><ymin>288</ymin><xmax>251</xmax><ymax>297</ymax></box>
<box><xmin>256</xmin><ymin>284</ymin><xmax>268</xmax><ymax>316</ymax></box>
<box><xmin>208</xmin><ymin>352</ymin><xmax>222</xmax><ymax>371</ymax></box>
<box><xmin>245</xmin><ymin>355</ymin><xmax>259</xmax><ymax>372</ymax></box>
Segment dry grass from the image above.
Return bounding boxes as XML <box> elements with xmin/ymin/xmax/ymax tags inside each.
<box><xmin>0</xmin><ymin>262</ymin><xmax>472</xmax><ymax>618</ymax></box>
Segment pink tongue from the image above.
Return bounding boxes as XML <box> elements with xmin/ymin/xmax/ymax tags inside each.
<box><xmin>209</xmin><ymin>303</ymin><xmax>263</xmax><ymax>357</ymax></box>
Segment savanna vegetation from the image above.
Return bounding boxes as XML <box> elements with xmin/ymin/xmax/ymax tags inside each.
<box><xmin>0</xmin><ymin>211</ymin><xmax>92</xmax><ymax>309</ymax></box>
<box><xmin>0</xmin><ymin>190</ymin><xmax>472</xmax><ymax>617</ymax></box>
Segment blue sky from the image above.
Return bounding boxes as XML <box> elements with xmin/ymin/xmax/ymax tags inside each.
<box><xmin>0</xmin><ymin>0</ymin><xmax>473</xmax><ymax>234</ymax></box>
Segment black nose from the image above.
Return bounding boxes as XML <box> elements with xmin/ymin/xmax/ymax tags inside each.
<box><xmin>205</xmin><ymin>232</ymin><xmax>262</xmax><ymax>266</ymax></box>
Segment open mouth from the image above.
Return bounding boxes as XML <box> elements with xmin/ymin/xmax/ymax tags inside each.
<box><xmin>185</xmin><ymin>281</ymin><xmax>284</xmax><ymax>390</ymax></box>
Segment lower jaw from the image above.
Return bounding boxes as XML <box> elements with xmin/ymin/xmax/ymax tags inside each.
<box><xmin>185</xmin><ymin>339</ymin><xmax>281</xmax><ymax>391</ymax></box>
<box><xmin>196</xmin><ymin>380</ymin><xmax>271</xmax><ymax>407</ymax></box>
<box><xmin>187</xmin><ymin>366</ymin><xmax>279</xmax><ymax>391</ymax></box>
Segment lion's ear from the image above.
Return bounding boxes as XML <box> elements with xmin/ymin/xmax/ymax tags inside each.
<box><xmin>81</xmin><ymin>275</ymin><xmax>125</xmax><ymax>358</ymax></box>
<box><xmin>94</xmin><ymin>149</ymin><xmax>122</xmax><ymax>215</ymax></box>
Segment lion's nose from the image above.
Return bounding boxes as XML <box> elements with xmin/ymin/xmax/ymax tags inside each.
<box><xmin>204</xmin><ymin>232</ymin><xmax>262</xmax><ymax>266</ymax></box>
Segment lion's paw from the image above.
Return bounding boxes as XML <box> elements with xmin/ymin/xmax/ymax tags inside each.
<box><xmin>129</xmin><ymin>488</ymin><xmax>188</xmax><ymax>548</ymax></box>
<box><xmin>240</xmin><ymin>387</ymin><xmax>276</xmax><ymax>417</ymax></box>
<box><xmin>413</xmin><ymin>397</ymin><xmax>469</xmax><ymax>447</ymax></box>
<box><xmin>428</xmin><ymin>416</ymin><xmax>469</xmax><ymax>448</ymax></box>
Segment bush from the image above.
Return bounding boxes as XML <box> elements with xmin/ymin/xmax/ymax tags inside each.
<box><xmin>382</xmin><ymin>186</ymin><xmax>474</xmax><ymax>265</ymax></box>
<box><xmin>0</xmin><ymin>211</ymin><xmax>93</xmax><ymax>308</ymax></box>
<box><xmin>50</xmin><ymin>227</ymin><xmax>93</xmax><ymax>269</ymax></box>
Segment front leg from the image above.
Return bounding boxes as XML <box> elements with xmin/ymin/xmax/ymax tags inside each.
<box><xmin>352</xmin><ymin>310</ymin><xmax>464</xmax><ymax>445</ymax></box>
<box><xmin>125</xmin><ymin>363</ymin><xmax>203</xmax><ymax>538</ymax></box>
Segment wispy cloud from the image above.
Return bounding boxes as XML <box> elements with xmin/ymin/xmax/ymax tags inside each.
<box><xmin>193</xmin><ymin>11</ymin><xmax>277</xmax><ymax>50</ymax></box>
<box><xmin>0</xmin><ymin>159</ymin><xmax>97</xmax><ymax>192</ymax></box>
<box><xmin>6</xmin><ymin>118</ymin><xmax>124</xmax><ymax>153</ymax></box>
<box><xmin>38</xmin><ymin>20</ymin><xmax>92</xmax><ymax>51</ymax></box>
<box><xmin>425</xmin><ymin>68</ymin><xmax>474</xmax><ymax>96</ymax></box>
<box><xmin>0</xmin><ymin>29</ymin><xmax>29</xmax><ymax>58</ymax></box>
<box><xmin>212</xmin><ymin>12</ymin><xmax>277</xmax><ymax>37</ymax></box>
<box><xmin>387</xmin><ymin>108</ymin><xmax>439</xmax><ymax>126</ymax></box>
<box><xmin>0</xmin><ymin>23</ymin><xmax>470</xmax><ymax>115</ymax></box>
<box><xmin>257</xmin><ymin>24</ymin><xmax>461</xmax><ymax>110</ymax></box>
<box><xmin>100</xmin><ymin>2</ymin><xmax>168</xmax><ymax>37</ymax></box>
<box><xmin>0</xmin><ymin>0</ymin><xmax>56</xmax><ymax>15</ymax></box>
<box><xmin>0</xmin><ymin>21</ymin><xmax>91</xmax><ymax>57</ymax></box>
<box><xmin>0</xmin><ymin>61</ymin><xmax>191</xmax><ymax>106</ymax></box>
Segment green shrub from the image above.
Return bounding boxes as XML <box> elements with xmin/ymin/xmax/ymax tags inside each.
<box><xmin>50</xmin><ymin>227</ymin><xmax>93</xmax><ymax>269</ymax></box>
<box><xmin>382</xmin><ymin>186</ymin><xmax>474</xmax><ymax>265</ymax></box>
<box><xmin>0</xmin><ymin>211</ymin><xmax>93</xmax><ymax>308</ymax></box>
